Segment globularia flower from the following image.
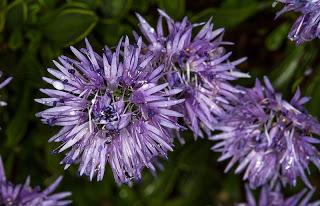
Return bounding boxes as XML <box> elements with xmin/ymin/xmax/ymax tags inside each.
<box><xmin>211</xmin><ymin>77</ymin><xmax>320</xmax><ymax>188</ymax></box>
<box><xmin>136</xmin><ymin>9</ymin><xmax>249</xmax><ymax>138</ymax></box>
<box><xmin>0</xmin><ymin>70</ymin><xmax>12</xmax><ymax>106</ymax></box>
<box><xmin>275</xmin><ymin>0</ymin><xmax>320</xmax><ymax>44</ymax></box>
<box><xmin>0</xmin><ymin>157</ymin><xmax>71</xmax><ymax>206</ymax></box>
<box><xmin>36</xmin><ymin>38</ymin><xmax>184</xmax><ymax>184</ymax></box>
<box><xmin>236</xmin><ymin>185</ymin><xmax>320</xmax><ymax>206</ymax></box>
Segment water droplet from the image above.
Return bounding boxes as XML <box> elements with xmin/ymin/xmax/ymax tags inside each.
<box><xmin>53</xmin><ymin>81</ymin><xmax>65</xmax><ymax>90</ymax></box>
<box><xmin>69</xmin><ymin>111</ymin><xmax>76</xmax><ymax>115</ymax></box>
<box><xmin>272</xmin><ymin>1</ymin><xmax>278</xmax><ymax>7</ymax></box>
<box><xmin>304</xmin><ymin>68</ymin><xmax>312</xmax><ymax>76</ymax></box>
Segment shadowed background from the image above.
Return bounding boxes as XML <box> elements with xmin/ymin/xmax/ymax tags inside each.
<box><xmin>1</xmin><ymin>0</ymin><xmax>320</xmax><ymax>205</ymax></box>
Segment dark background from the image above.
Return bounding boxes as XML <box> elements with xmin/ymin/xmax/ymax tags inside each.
<box><xmin>1</xmin><ymin>0</ymin><xmax>320</xmax><ymax>205</ymax></box>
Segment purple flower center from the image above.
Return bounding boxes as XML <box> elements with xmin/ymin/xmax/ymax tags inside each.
<box><xmin>131</xmin><ymin>91</ymin><xmax>145</xmax><ymax>104</ymax></box>
<box><xmin>92</xmin><ymin>100</ymin><xmax>120</xmax><ymax>132</ymax></box>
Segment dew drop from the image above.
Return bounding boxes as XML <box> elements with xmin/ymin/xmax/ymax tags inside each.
<box><xmin>272</xmin><ymin>1</ymin><xmax>278</xmax><ymax>7</ymax></box>
<box><xmin>53</xmin><ymin>81</ymin><xmax>65</xmax><ymax>90</ymax></box>
<box><xmin>0</xmin><ymin>101</ymin><xmax>7</xmax><ymax>106</ymax></box>
<box><xmin>69</xmin><ymin>111</ymin><xmax>76</xmax><ymax>115</ymax></box>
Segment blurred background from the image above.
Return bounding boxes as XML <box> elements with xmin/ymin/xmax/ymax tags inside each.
<box><xmin>1</xmin><ymin>0</ymin><xmax>320</xmax><ymax>205</ymax></box>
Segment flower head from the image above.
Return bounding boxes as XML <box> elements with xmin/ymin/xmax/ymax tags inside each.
<box><xmin>0</xmin><ymin>71</ymin><xmax>12</xmax><ymax>107</ymax></box>
<box><xmin>275</xmin><ymin>0</ymin><xmax>320</xmax><ymax>44</ymax></box>
<box><xmin>211</xmin><ymin>77</ymin><xmax>320</xmax><ymax>188</ymax></box>
<box><xmin>237</xmin><ymin>184</ymin><xmax>320</xmax><ymax>206</ymax></box>
<box><xmin>136</xmin><ymin>9</ymin><xmax>249</xmax><ymax>138</ymax></box>
<box><xmin>36</xmin><ymin>38</ymin><xmax>184</xmax><ymax>184</ymax></box>
<box><xmin>0</xmin><ymin>157</ymin><xmax>71</xmax><ymax>206</ymax></box>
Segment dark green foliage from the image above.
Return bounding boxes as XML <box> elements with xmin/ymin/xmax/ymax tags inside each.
<box><xmin>1</xmin><ymin>0</ymin><xmax>320</xmax><ymax>205</ymax></box>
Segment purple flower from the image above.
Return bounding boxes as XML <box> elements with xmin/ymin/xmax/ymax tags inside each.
<box><xmin>275</xmin><ymin>0</ymin><xmax>320</xmax><ymax>44</ymax></box>
<box><xmin>237</xmin><ymin>184</ymin><xmax>320</xmax><ymax>206</ymax></box>
<box><xmin>36</xmin><ymin>38</ymin><xmax>184</xmax><ymax>184</ymax></box>
<box><xmin>0</xmin><ymin>71</ymin><xmax>12</xmax><ymax>107</ymax></box>
<box><xmin>136</xmin><ymin>9</ymin><xmax>249</xmax><ymax>138</ymax></box>
<box><xmin>0</xmin><ymin>156</ymin><xmax>71</xmax><ymax>206</ymax></box>
<box><xmin>211</xmin><ymin>77</ymin><xmax>320</xmax><ymax>189</ymax></box>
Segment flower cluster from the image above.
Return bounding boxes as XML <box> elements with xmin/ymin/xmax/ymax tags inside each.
<box><xmin>136</xmin><ymin>9</ymin><xmax>249</xmax><ymax>138</ymax></box>
<box><xmin>211</xmin><ymin>77</ymin><xmax>320</xmax><ymax>189</ymax></box>
<box><xmin>33</xmin><ymin>7</ymin><xmax>320</xmax><ymax>205</ymax></box>
<box><xmin>0</xmin><ymin>157</ymin><xmax>71</xmax><ymax>206</ymax></box>
<box><xmin>0</xmin><ymin>70</ymin><xmax>12</xmax><ymax>107</ymax></box>
<box><xmin>36</xmin><ymin>10</ymin><xmax>248</xmax><ymax>184</ymax></box>
<box><xmin>36</xmin><ymin>37</ymin><xmax>185</xmax><ymax>184</ymax></box>
<box><xmin>237</xmin><ymin>184</ymin><xmax>320</xmax><ymax>206</ymax></box>
<box><xmin>275</xmin><ymin>0</ymin><xmax>320</xmax><ymax>44</ymax></box>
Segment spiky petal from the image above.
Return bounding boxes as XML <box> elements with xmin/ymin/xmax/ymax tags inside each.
<box><xmin>275</xmin><ymin>0</ymin><xmax>320</xmax><ymax>44</ymax></box>
<box><xmin>36</xmin><ymin>38</ymin><xmax>184</xmax><ymax>184</ymax></box>
<box><xmin>236</xmin><ymin>184</ymin><xmax>320</xmax><ymax>206</ymax></box>
<box><xmin>0</xmin><ymin>156</ymin><xmax>71</xmax><ymax>206</ymax></box>
<box><xmin>136</xmin><ymin>9</ymin><xmax>249</xmax><ymax>139</ymax></box>
<box><xmin>211</xmin><ymin>77</ymin><xmax>320</xmax><ymax>189</ymax></box>
<box><xmin>0</xmin><ymin>71</ymin><xmax>12</xmax><ymax>107</ymax></box>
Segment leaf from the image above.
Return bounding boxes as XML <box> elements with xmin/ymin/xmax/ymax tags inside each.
<box><xmin>265</xmin><ymin>23</ymin><xmax>290</xmax><ymax>51</ymax></box>
<box><xmin>95</xmin><ymin>19</ymin><xmax>132</xmax><ymax>45</ymax></box>
<box><xmin>6</xmin><ymin>0</ymin><xmax>27</xmax><ymax>30</ymax></box>
<box><xmin>132</xmin><ymin>0</ymin><xmax>149</xmax><ymax>13</ymax></box>
<box><xmin>5</xmin><ymin>85</ymin><xmax>30</xmax><ymax>147</ymax></box>
<box><xmin>0</xmin><ymin>0</ymin><xmax>7</xmax><ymax>8</ymax></box>
<box><xmin>8</xmin><ymin>29</ymin><xmax>23</xmax><ymax>50</ymax></box>
<box><xmin>0</xmin><ymin>0</ymin><xmax>6</xmax><ymax>32</ymax></box>
<box><xmin>100</xmin><ymin>0</ymin><xmax>132</xmax><ymax>18</ymax></box>
<box><xmin>26</xmin><ymin>30</ymin><xmax>42</xmax><ymax>52</ymax></box>
<box><xmin>221</xmin><ymin>0</ymin><xmax>263</xmax><ymax>7</ymax></box>
<box><xmin>38</xmin><ymin>0</ymin><xmax>57</xmax><ymax>8</ymax></box>
<box><xmin>270</xmin><ymin>45</ymin><xmax>305</xmax><ymax>89</ymax></box>
<box><xmin>191</xmin><ymin>2</ymin><xmax>269</xmax><ymax>28</ymax></box>
<box><xmin>63</xmin><ymin>1</ymin><xmax>92</xmax><ymax>9</ymax></box>
<box><xmin>143</xmin><ymin>162</ymin><xmax>179</xmax><ymax>204</ymax></box>
<box><xmin>307</xmin><ymin>78</ymin><xmax>320</xmax><ymax>116</ymax></box>
<box><xmin>42</xmin><ymin>8</ymin><xmax>98</xmax><ymax>47</ymax></box>
<box><xmin>158</xmin><ymin>0</ymin><xmax>185</xmax><ymax>19</ymax></box>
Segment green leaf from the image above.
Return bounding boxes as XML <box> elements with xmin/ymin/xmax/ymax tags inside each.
<box><xmin>100</xmin><ymin>0</ymin><xmax>132</xmax><ymax>18</ymax></box>
<box><xmin>0</xmin><ymin>0</ymin><xmax>7</xmax><ymax>8</ymax></box>
<box><xmin>265</xmin><ymin>23</ymin><xmax>290</xmax><ymax>51</ymax></box>
<box><xmin>143</xmin><ymin>163</ymin><xmax>179</xmax><ymax>204</ymax></box>
<box><xmin>0</xmin><ymin>0</ymin><xmax>6</xmax><ymax>32</ymax></box>
<box><xmin>8</xmin><ymin>29</ymin><xmax>23</xmax><ymax>50</ymax></box>
<box><xmin>307</xmin><ymin>76</ymin><xmax>320</xmax><ymax>116</ymax></box>
<box><xmin>221</xmin><ymin>0</ymin><xmax>263</xmax><ymax>8</ymax></box>
<box><xmin>29</xmin><ymin>3</ymin><xmax>41</xmax><ymax>23</ymax></box>
<box><xmin>95</xmin><ymin>19</ymin><xmax>132</xmax><ymax>45</ymax></box>
<box><xmin>6</xmin><ymin>0</ymin><xmax>27</xmax><ymax>29</ymax></box>
<box><xmin>191</xmin><ymin>2</ymin><xmax>269</xmax><ymax>28</ymax></box>
<box><xmin>0</xmin><ymin>10</ymin><xmax>5</xmax><ymax>32</ymax></box>
<box><xmin>40</xmin><ymin>43</ymin><xmax>61</xmax><ymax>64</ymax></box>
<box><xmin>26</xmin><ymin>30</ymin><xmax>42</xmax><ymax>52</ymax></box>
<box><xmin>5</xmin><ymin>85</ymin><xmax>30</xmax><ymax>147</ymax></box>
<box><xmin>38</xmin><ymin>0</ymin><xmax>57</xmax><ymax>8</ymax></box>
<box><xmin>43</xmin><ymin>8</ymin><xmax>98</xmax><ymax>47</ymax></box>
<box><xmin>132</xmin><ymin>0</ymin><xmax>149</xmax><ymax>13</ymax></box>
<box><xmin>270</xmin><ymin>45</ymin><xmax>305</xmax><ymax>89</ymax></box>
<box><xmin>63</xmin><ymin>1</ymin><xmax>92</xmax><ymax>9</ymax></box>
<box><xmin>158</xmin><ymin>0</ymin><xmax>185</xmax><ymax>19</ymax></box>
